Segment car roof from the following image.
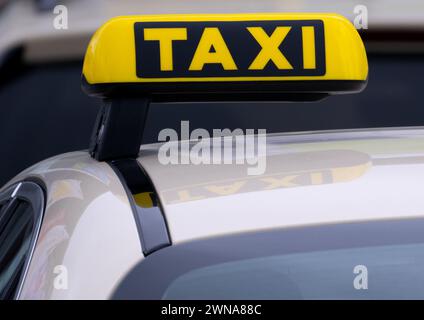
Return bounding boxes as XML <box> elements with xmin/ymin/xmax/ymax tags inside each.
<box><xmin>4</xmin><ymin>127</ymin><xmax>424</xmax><ymax>248</ymax></box>
<box><xmin>4</xmin><ymin>126</ymin><xmax>424</xmax><ymax>298</ymax></box>
<box><xmin>138</xmin><ymin>127</ymin><xmax>424</xmax><ymax>244</ymax></box>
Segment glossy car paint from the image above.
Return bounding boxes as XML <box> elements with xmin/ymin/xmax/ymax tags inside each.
<box><xmin>2</xmin><ymin>152</ymin><xmax>142</xmax><ymax>299</ymax></box>
<box><xmin>2</xmin><ymin>127</ymin><xmax>424</xmax><ymax>299</ymax></box>
<box><xmin>139</xmin><ymin>128</ymin><xmax>424</xmax><ymax>244</ymax></box>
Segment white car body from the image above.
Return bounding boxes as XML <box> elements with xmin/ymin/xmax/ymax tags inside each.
<box><xmin>2</xmin><ymin>127</ymin><xmax>424</xmax><ymax>299</ymax></box>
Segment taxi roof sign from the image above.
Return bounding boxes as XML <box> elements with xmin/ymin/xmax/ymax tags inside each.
<box><xmin>85</xmin><ymin>13</ymin><xmax>369</xmax><ymax>161</ymax></box>
<box><xmin>82</xmin><ymin>13</ymin><xmax>368</xmax><ymax>100</ymax></box>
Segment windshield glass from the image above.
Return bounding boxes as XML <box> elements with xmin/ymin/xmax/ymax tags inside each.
<box><xmin>113</xmin><ymin>218</ymin><xmax>424</xmax><ymax>299</ymax></box>
<box><xmin>163</xmin><ymin>243</ymin><xmax>424</xmax><ymax>299</ymax></box>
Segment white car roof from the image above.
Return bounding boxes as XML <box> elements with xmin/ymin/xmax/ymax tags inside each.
<box><xmin>138</xmin><ymin>128</ymin><xmax>424</xmax><ymax>244</ymax></box>
<box><xmin>5</xmin><ymin>127</ymin><xmax>424</xmax><ymax>299</ymax></box>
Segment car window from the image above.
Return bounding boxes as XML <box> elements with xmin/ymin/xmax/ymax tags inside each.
<box><xmin>163</xmin><ymin>243</ymin><xmax>424</xmax><ymax>299</ymax></box>
<box><xmin>0</xmin><ymin>182</ymin><xmax>44</xmax><ymax>300</ymax></box>
<box><xmin>0</xmin><ymin>201</ymin><xmax>34</xmax><ymax>299</ymax></box>
<box><xmin>113</xmin><ymin>218</ymin><xmax>424</xmax><ymax>299</ymax></box>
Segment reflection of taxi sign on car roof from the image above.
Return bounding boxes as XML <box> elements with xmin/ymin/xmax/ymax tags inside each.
<box><xmin>82</xmin><ymin>13</ymin><xmax>368</xmax><ymax>99</ymax></box>
<box><xmin>82</xmin><ymin>14</ymin><xmax>368</xmax><ymax>161</ymax></box>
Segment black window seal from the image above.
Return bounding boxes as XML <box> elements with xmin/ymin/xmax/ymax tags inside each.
<box><xmin>0</xmin><ymin>179</ymin><xmax>46</xmax><ymax>300</ymax></box>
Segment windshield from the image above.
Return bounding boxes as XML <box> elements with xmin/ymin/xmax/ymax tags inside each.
<box><xmin>113</xmin><ymin>218</ymin><xmax>424</xmax><ymax>299</ymax></box>
<box><xmin>163</xmin><ymin>243</ymin><xmax>424</xmax><ymax>299</ymax></box>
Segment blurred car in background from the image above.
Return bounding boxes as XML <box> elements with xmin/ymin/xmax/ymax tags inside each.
<box><xmin>1</xmin><ymin>0</ymin><xmax>424</xmax><ymax>186</ymax></box>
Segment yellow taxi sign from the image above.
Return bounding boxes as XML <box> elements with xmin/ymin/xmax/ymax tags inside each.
<box><xmin>136</xmin><ymin>20</ymin><xmax>325</xmax><ymax>78</ymax></box>
<box><xmin>82</xmin><ymin>13</ymin><xmax>368</xmax><ymax>99</ymax></box>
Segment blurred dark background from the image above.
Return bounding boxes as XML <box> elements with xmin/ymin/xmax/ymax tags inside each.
<box><xmin>1</xmin><ymin>53</ymin><xmax>423</xmax><ymax>185</ymax></box>
<box><xmin>1</xmin><ymin>0</ymin><xmax>424</xmax><ymax>186</ymax></box>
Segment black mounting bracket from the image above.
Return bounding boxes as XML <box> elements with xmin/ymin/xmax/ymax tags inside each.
<box><xmin>89</xmin><ymin>98</ymin><xmax>150</xmax><ymax>161</ymax></box>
